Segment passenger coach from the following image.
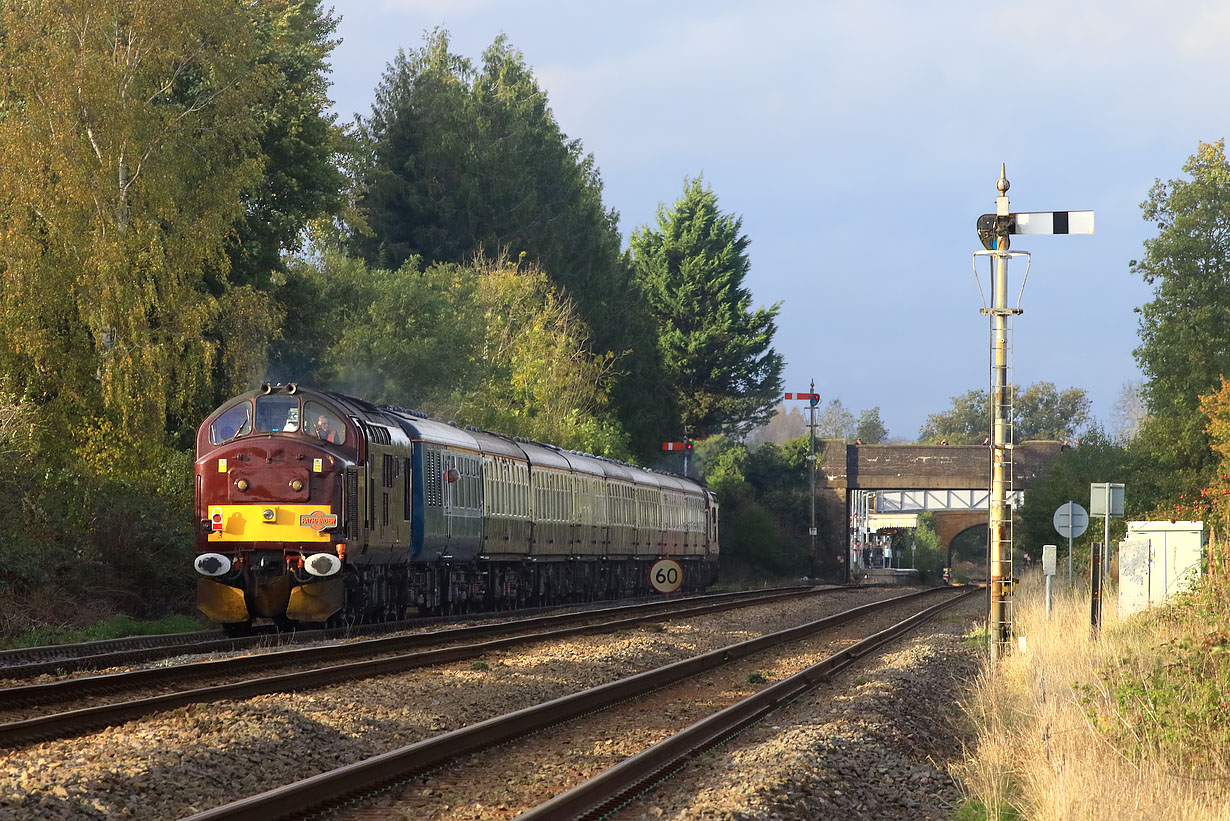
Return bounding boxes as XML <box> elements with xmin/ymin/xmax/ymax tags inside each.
<box><xmin>194</xmin><ymin>384</ymin><xmax>719</xmax><ymax>633</ymax></box>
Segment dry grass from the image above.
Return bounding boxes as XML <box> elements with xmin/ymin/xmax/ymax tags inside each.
<box><xmin>954</xmin><ymin>571</ymin><xmax>1230</xmax><ymax>821</ymax></box>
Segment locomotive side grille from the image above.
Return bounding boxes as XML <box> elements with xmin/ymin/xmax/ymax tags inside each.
<box><xmin>345</xmin><ymin>467</ymin><xmax>359</xmax><ymax>539</ymax></box>
<box><xmin>426</xmin><ymin>449</ymin><xmax>443</xmax><ymax>507</ymax></box>
<box><xmin>382</xmin><ymin>492</ymin><xmax>389</xmax><ymax>527</ymax></box>
<box><xmin>404</xmin><ymin>457</ymin><xmax>413</xmax><ymax>521</ymax></box>
<box><xmin>382</xmin><ymin>453</ymin><xmax>395</xmax><ymax>488</ymax></box>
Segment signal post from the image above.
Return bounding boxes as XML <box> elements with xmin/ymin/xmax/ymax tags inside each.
<box><xmin>973</xmin><ymin>167</ymin><xmax>1092</xmax><ymax>662</ymax></box>
<box><xmin>784</xmin><ymin>382</ymin><xmax>821</xmax><ymax>579</ymax></box>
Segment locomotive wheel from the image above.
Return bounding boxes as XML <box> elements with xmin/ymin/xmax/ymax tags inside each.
<box><xmin>221</xmin><ymin>619</ymin><xmax>253</xmax><ymax>638</ymax></box>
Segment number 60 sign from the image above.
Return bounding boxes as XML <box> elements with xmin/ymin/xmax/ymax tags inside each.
<box><xmin>650</xmin><ymin>559</ymin><xmax>682</xmax><ymax>593</ymax></box>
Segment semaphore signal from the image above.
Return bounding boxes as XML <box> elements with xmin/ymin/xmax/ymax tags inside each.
<box><xmin>975</xmin><ymin>164</ymin><xmax>1092</xmax><ymax>664</ymax></box>
<box><xmin>661</xmin><ymin>440</ymin><xmax>693</xmax><ymax>476</ymax></box>
<box><xmin>976</xmin><ymin>210</ymin><xmax>1093</xmax><ymax>251</ymax></box>
<box><xmin>785</xmin><ymin>380</ymin><xmax>822</xmax><ymax>579</ymax></box>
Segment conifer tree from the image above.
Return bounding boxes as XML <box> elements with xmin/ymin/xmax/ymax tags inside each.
<box><xmin>351</xmin><ymin>30</ymin><xmax>676</xmax><ymax>457</ymax></box>
<box><xmin>630</xmin><ymin>177</ymin><xmax>784</xmax><ymax>437</ymax></box>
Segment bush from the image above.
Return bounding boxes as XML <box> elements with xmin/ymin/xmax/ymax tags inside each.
<box><xmin>0</xmin><ymin>441</ymin><xmax>197</xmax><ymax>639</ymax></box>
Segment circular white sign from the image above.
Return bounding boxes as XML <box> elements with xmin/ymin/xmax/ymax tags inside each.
<box><xmin>650</xmin><ymin>559</ymin><xmax>683</xmax><ymax>593</ymax></box>
<box><xmin>1053</xmin><ymin>502</ymin><xmax>1089</xmax><ymax>539</ymax></box>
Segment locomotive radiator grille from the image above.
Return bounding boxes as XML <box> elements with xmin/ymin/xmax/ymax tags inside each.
<box><xmin>345</xmin><ymin>467</ymin><xmax>359</xmax><ymax>539</ymax></box>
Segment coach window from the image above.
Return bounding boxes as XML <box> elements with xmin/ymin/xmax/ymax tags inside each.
<box><xmin>210</xmin><ymin>401</ymin><xmax>252</xmax><ymax>444</ymax></box>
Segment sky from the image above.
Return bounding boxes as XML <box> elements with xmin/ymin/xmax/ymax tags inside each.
<box><xmin>321</xmin><ymin>0</ymin><xmax>1230</xmax><ymax>442</ymax></box>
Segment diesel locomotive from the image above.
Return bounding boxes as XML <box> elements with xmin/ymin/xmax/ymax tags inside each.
<box><xmin>194</xmin><ymin>384</ymin><xmax>719</xmax><ymax>633</ymax></box>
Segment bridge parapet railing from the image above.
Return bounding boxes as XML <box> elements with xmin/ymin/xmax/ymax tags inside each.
<box><xmin>875</xmin><ymin>489</ymin><xmax>1024</xmax><ymax>512</ymax></box>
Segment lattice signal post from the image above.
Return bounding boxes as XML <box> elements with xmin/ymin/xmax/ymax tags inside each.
<box><xmin>974</xmin><ymin>166</ymin><xmax>1092</xmax><ymax>662</ymax></box>
<box><xmin>785</xmin><ymin>381</ymin><xmax>821</xmax><ymax>579</ymax></box>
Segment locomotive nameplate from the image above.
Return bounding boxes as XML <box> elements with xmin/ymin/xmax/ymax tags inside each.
<box><xmin>299</xmin><ymin>510</ymin><xmax>339</xmax><ymax>531</ymax></box>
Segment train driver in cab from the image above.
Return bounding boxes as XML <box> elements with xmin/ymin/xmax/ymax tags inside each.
<box><xmin>313</xmin><ymin>411</ymin><xmax>339</xmax><ymax>443</ymax></box>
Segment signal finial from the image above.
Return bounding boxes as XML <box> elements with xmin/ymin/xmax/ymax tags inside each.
<box><xmin>996</xmin><ymin>163</ymin><xmax>1010</xmax><ymax>193</ymax></box>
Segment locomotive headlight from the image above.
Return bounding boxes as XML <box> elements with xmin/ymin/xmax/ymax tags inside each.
<box><xmin>304</xmin><ymin>552</ymin><xmax>342</xmax><ymax>577</ymax></box>
<box><xmin>262</xmin><ymin>508</ymin><xmax>276</xmax><ymax>522</ymax></box>
<box><xmin>235</xmin><ymin>478</ymin><xmax>250</xmax><ymax>492</ymax></box>
<box><xmin>290</xmin><ymin>479</ymin><xmax>304</xmax><ymax>492</ymax></box>
<box><xmin>194</xmin><ymin>553</ymin><xmax>232</xmax><ymax>577</ymax></box>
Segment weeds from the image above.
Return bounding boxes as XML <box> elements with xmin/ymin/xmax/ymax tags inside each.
<box><xmin>2</xmin><ymin>613</ymin><xmax>207</xmax><ymax>649</ymax></box>
<box><xmin>955</xmin><ymin>570</ymin><xmax>1230</xmax><ymax>820</ymax></box>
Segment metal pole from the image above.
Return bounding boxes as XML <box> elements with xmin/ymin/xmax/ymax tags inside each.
<box><xmin>808</xmin><ymin>378</ymin><xmax>817</xmax><ymax>580</ymax></box>
<box><xmin>1103</xmin><ymin>484</ymin><xmax>1110</xmax><ymax>577</ymax></box>
<box><xmin>1067</xmin><ymin>500</ymin><xmax>1074</xmax><ymax>585</ymax></box>
<box><xmin>1090</xmin><ymin>542</ymin><xmax>1103</xmax><ymax>636</ymax></box>
<box><xmin>1046</xmin><ymin>573</ymin><xmax>1053</xmax><ymax>620</ymax></box>
<box><xmin>989</xmin><ymin>166</ymin><xmax>1013</xmax><ymax>662</ymax></box>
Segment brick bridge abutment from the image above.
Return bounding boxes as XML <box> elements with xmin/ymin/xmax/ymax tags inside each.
<box><xmin>815</xmin><ymin>440</ymin><xmax>1065</xmax><ymax>581</ymax></box>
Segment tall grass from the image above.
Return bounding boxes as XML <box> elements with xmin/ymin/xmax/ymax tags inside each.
<box><xmin>955</xmin><ymin>569</ymin><xmax>1230</xmax><ymax>820</ymax></box>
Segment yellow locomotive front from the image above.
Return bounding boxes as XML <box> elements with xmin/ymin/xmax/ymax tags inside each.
<box><xmin>194</xmin><ymin>384</ymin><xmax>354</xmax><ymax>633</ymax></box>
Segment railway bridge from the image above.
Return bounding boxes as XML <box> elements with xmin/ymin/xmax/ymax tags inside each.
<box><xmin>813</xmin><ymin>440</ymin><xmax>1066</xmax><ymax>574</ymax></box>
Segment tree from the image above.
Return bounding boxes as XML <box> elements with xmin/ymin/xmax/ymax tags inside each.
<box><xmin>1196</xmin><ymin>376</ymin><xmax>1230</xmax><ymax>543</ymax></box>
<box><xmin>694</xmin><ymin>434</ymin><xmax>816</xmax><ymax>577</ymax></box>
<box><xmin>294</xmin><ymin>251</ymin><xmax>629</xmax><ymax>457</ymax></box>
<box><xmin>919</xmin><ymin>390</ymin><xmax>987</xmax><ymax>444</ymax></box>
<box><xmin>1131</xmin><ymin>140</ymin><xmax>1230</xmax><ymax>493</ymax></box>
<box><xmin>745</xmin><ymin>405</ymin><xmax>807</xmax><ymax>447</ymax></box>
<box><xmin>815</xmin><ymin>399</ymin><xmax>856</xmax><ymax>440</ymax></box>
<box><xmin>1110</xmin><ymin>380</ymin><xmax>1148</xmax><ymax>444</ymax></box>
<box><xmin>1014</xmin><ymin>382</ymin><xmax>1090</xmax><ymax>441</ymax></box>
<box><xmin>919</xmin><ymin>383</ymin><xmax>1089</xmax><ymax>444</ymax></box>
<box><xmin>0</xmin><ymin>0</ymin><xmax>274</xmax><ymax>447</ymax></box>
<box><xmin>350</xmin><ymin>30</ymin><xmax>674</xmax><ymax>457</ymax></box>
<box><xmin>630</xmin><ymin>177</ymin><xmax>784</xmax><ymax>438</ymax></box>
<box><xmin>1014</xmin><ymin>427</ymin><xmax>1135</xmax><ymax>563</ymax></box>
<box><xmin>221</xmin><ymin>1</ymin><xmax>346</xmax><ymax>292</ymax></box>
<box><xmin>856</xmin><ymin>407</ymin><xmax>889</xmax><ymax>444</ymax></box>
<box><xmin>460</xmin><ymin>258</ymin><xmax>629</xmax><ymax>457</ymax></box>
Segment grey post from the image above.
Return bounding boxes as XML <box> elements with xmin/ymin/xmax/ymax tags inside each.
<box><xmin>1067</xmin><ymin>500</ymin><xmax>1074</xmax><ymax>584</ymax></box>
<box><xmin>1043</xmin><ymin>544</ymin><xmax>1057</xmax><ymax>620</ymax></box>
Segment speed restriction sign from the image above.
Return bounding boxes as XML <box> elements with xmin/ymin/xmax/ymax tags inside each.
<box><xmin>650</xmin><ymin>559</ymin><xmax>683</xmax><ymax>593</ymax></box>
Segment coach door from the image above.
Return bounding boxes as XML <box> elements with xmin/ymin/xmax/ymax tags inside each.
<box><xmin>443</xmin><ymin>452</ymin><xmax>456</xmax><ymax>540</ymax></box>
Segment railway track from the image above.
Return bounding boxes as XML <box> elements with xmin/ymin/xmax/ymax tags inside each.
<box><xmin>0</xmin><ymin>588</ymin><xmax>806</xmax><ymax>680</ymax></box>
<box><xmin>183</xmin><ymin>586</ymin><xmax>977</xmax><ymax>820</ymax></box>
<box><xmin>0</xmin><ymin>585</ymin><xmax>832</xmax><ymax>747</ymax></box>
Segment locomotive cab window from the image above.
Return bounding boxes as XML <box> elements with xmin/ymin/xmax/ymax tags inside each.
<box><xmin>255</xmin><ymin>395</ymin><xmax>299</xmax><ymax>433</ymax></box>
<box><xmin>209</xmin><ymin>401</ymin><xmax>252</xmax><ymax>444</ymax></box>
<box><xmin>304</xmin><ymin>401</ymin><xmax>345</xmax><ymax>444</ymax></box>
